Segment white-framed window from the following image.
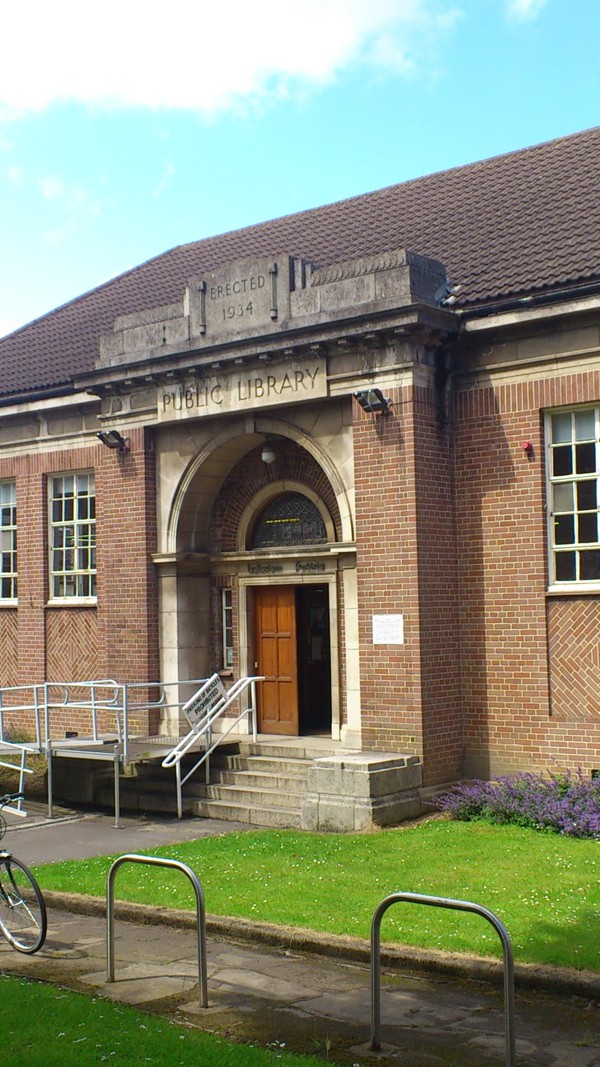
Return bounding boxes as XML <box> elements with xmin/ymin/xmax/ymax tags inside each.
<box><xmin>546</xmin><ymin>407</ymin><xmax>600</xmax><ymax>586</ymax></box>
<box><xmin>0</xmin><ymin>480</ymin><xmax>17</xmax><ymax>601</ymax></box>
<box><xmin>49</xmin><ymin>472</ymin><xmax>96</xmax><ymax>599</ymax></box>
<box><xmin>222</xmin><ymin>588</ymin><xmax>233</xmax><ymax>667</ymax></box>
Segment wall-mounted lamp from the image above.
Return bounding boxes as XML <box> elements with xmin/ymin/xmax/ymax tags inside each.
<box><xmin>261</xmin><ymin>440</ymin><xmax>276</xmax><ymax>465</ymax></box>
<box><xmin>353</xmin><ymin>388</ymin><xmax>393</xmax><ymax>415</ymax></box>
<box><xmin>97</xmin><ymin>430</ymin><xmax>130</xmax><ymax>454</ymax></box>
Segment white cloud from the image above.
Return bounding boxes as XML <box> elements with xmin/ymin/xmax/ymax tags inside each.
<box><xmin>0</xmin><ymin>1</ymin><xmax>460</xmax><ymax>119</ymax></box>
<box><xmin>505</xmin><ymin>0</ymin><xmax>548</xmax><ymax>20</ymax></box>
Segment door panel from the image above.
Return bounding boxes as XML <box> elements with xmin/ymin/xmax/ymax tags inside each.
<box><xmin>255</xmin><ymin>587</ymin><xmax>299</xmax><ymax>735</ymax></box>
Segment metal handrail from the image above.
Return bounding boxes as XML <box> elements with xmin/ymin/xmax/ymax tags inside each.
<box><xmin>0</xmin><ymin>755</ymin><xmax>32</xmax><ymax>816</ymax></box>
<box><xmin>371</xmin><ymin>892</ymin><xmax>516</xmax><ymax>1067</ymax></box>
<box><xmin>162</xmin><ymin>676</ymin><xmax>263</xmax><ymax>818</ymax></box>
<box><xmin>0</xmin><ymin>675</ymin><xmax>244</xmax><ymax>824</ymax></box>
<box><xmin>106</xmin><ymin>853</ymin><xmax>208</xmax><ymax>1007</ymax></box>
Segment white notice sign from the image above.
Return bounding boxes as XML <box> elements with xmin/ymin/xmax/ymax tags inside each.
<box><xmin>184</xmin><ymin>674</ymin><xmax>226</xmax><ymax>726</ymax></box>
<box><xmin>372</xmin><ymin>614</ymin><xmax>405</xmax><ymax>645</ymax></box>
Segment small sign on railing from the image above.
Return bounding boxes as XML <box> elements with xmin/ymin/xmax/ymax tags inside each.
<box><xmin>183</xmin><ymin>674</ymin><xmax>226</xmax><ymax>727</ymax></box>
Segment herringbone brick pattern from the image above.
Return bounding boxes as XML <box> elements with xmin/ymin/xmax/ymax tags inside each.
<box><xmin>548</xmin><ymin>600</ymin><xmax>600</xmax><ymax>720</ymax></box>
<box><xmin>46</xmin><ymin>609</ymin><xmax>99</xmax><ymax>682</ymax></box>
<box><xmin>0</xmin><ymin>611</ymin><xmax>18</xmax><ymax>686</ymax></box>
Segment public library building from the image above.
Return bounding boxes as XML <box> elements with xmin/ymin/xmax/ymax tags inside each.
<box><xmin>1</xmin><ymin>127</ymin><xmax>599</xmax><ymax>826</ymax></box>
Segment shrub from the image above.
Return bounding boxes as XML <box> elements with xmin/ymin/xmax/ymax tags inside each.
<box><xmin>436</xmin><ymin>769</ymin><xmax>600</xmax><ymax>839</ymax></box>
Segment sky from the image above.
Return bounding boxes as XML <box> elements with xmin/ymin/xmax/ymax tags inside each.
<box><xmin>0</xmin><ymin>0</ymin><xmax>598</xmax><ymax>338</ymax></box>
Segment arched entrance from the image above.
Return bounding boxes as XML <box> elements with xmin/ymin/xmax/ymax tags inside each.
<box><xmin>159</xmin><ymin>426</ymin><xmax>359</xmax><ymax>743</ymax></box>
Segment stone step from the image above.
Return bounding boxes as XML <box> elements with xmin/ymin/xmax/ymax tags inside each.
<box><xmin>215</xmin><ymin>768</ymin><xmax>308</xmax><ymax>790</ymax></box>
<box><xmin>215</xmin><ymin>754</ymin><xmax>310</xmax><ymax>778</ymax></box>
<box><xmin>191</xmin><ymin>797</ymin><xmax>303</xmax><ymax>829</ymax></box>
<box><xmin>200</xmin><ymin>782</ymin><xmax>304</xmax><ymax>809</ymax></box>
<box><xmin>235</xmin><ymin>740</ymin><xmax>339</xmax><ymax>761</ymax></box>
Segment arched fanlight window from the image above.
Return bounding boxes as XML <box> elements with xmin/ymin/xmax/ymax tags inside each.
<box><xmin>251</xmin><ymin>492</ymin><xmax>328</xmax><ymax>549</ymax></box>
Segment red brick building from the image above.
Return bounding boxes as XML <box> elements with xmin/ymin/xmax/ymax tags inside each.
<box><xmin>1</xmin><ymin>127</ymin><xmax>599</xmax><ymax>824</ymax></box>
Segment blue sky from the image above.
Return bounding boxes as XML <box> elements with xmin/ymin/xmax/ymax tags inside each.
<box><xmin>0</xmin><ymin>0</ymin><xmax>598</xmax><ymax>337</ymax></box>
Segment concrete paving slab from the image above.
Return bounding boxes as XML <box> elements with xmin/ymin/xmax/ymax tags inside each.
<box><xmin>81</xmin><ymin>961</ymin><xmax>200</xmax><ymax>1002</ymax></box>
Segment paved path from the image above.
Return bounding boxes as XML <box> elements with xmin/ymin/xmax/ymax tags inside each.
<box><xmin>0</xmin><ymin>806</ymin><xmax>598</xmax><ymax>1066</ymax></box>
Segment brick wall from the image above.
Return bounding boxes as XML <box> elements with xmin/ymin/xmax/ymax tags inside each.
<box><xmin>0</xmin><ymin>429</ymin><xmax>159</xmax><ymax>739</ymax></box>
<box><xmin>414</xmin><ymin>385</ymin><xmax>462</xmax><ymax>783</ymax></box>
<box><xmin>454</xmin><ymin>367</ymin><xmax>600</xmax><ymax>776</ymax></box>
<box><xmin>353</xmin><ymin>385</ymin><xmax>424</xmax><ymax>759</ymax></box>
<box><xmin>353</xmin><ymin>381</ymin><xmax>462</xmax><ymax>784</ymax></box>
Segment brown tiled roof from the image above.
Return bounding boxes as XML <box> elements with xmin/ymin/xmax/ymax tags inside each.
<box><xmin>1</xmin><ymin>126</ymin><xmax>599</xmax><ymax>400</ymax></box>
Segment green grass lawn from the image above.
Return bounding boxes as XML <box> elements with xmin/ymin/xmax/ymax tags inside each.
<box><xmin>35</xmin><ymin>819</ymin><xmax>599</xmax><ymax>972</ymax></box>
<box><xmin>0</xmin><ymin>976</ymin><xmax>329</xmax><ymax>1067</ymax></box>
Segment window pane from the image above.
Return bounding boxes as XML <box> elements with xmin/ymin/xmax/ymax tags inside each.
<box><xmin>555</xmin><ymin>552</ymin><xmax>576</xmax><ymax>582</ymax></box>
<box><xmin>554</xmin><ymin>514</ymin><xmax>575</xmax><ymax>545</ymax></box>
<box><xmin>578</xmin><ymin>513</ymin><xmax>597</xmax><ymax>543</ymax></box>
<box><xmin>552</xmin><ymin>446</ymin><xmax>572</xmax><ymax>477</ymax></box>
<box><xmin>553</xmin><ymin>483</ymin><xmax>573</xmax><ymax>512</ymax></box>
<box><xmin>580</xmin><ymin>550</ymin><xmax>600</xmax><ymax>581</ymax></box>
<box><xmin>575</xmin><ymin>410</ymin><xmax>596</xmax><ymax>440</ymax></box>
<box><xmin>575</xmin><ymin>442</ymin><xmax>596</xmax><ymax>474</ymax></box>
<box><xmin>577</xmin><ymin>480</ymin><xmax>597</xmax><ymax>511</ymax></box>
<box><xmin>551</xmin><ymin>412</ymin><xmax>572</xmax><ymax>443</ymax></box>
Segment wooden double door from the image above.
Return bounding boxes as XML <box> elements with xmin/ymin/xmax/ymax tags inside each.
<box><xmin>254</xmin><ymin>585</ymin><xmax>331</xmax><ymax>735</ymax></box>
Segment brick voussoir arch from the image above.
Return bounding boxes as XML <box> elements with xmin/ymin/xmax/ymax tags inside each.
<box><xmin>169</xmin><ymin>420</ymin><xmax>354</xmax><ymax>555</ymax></box>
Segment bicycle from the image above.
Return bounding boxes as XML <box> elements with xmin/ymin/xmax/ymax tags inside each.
<box><xmin>0</xmin><ymin>793</ymin><xmax>47</xmax><ymax>953</ymax></box>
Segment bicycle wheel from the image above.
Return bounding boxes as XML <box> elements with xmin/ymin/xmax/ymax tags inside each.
<box><xmin>0</xmin><ymin>855</ymin><xmax>47</xmax><ymax>953</ymax></box>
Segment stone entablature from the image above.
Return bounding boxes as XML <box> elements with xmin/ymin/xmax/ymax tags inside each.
<box><xmin>97</xmin><ymin>249</ymin><xmax>451</xmax><ymax>371</ymax></box>
<box><xmin>157</xmin><ymin>359</ymin><xmax>326</xmax><ymax>422</ymax></box>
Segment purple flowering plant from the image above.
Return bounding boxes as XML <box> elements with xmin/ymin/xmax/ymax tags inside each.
<box><xmin>436</xmin><ymin>769</ymin><xmax>600</xmax><ymax>839</ymax></box>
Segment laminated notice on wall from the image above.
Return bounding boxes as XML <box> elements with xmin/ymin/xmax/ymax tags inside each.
<box><xmin>372</xmin><ymin>614</ymin><xmax>405</xmax><ymax>645</ymax></box>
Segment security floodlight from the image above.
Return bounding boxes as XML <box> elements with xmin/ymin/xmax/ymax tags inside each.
<box><xmin>353</xmin><ymin>388</ymin><xmax>392</xmax><ymax>415</ymax></box>
<box><xmin>97</xmin><ymin>430</ymin><xmax>130</xmax><ymax>453</ymax></box>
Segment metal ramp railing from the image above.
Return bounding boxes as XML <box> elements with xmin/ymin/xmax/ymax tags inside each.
<box><xmin>0</xmin><ymin>677</ymin><xmax>209</xmax><ymax>825</ymax></box>
<box><xmin>0</xmin><ymin>674</ymin><xmax>263</xmax><ymax>824</ymax></box>
<box><xmin>162</xmin><ymin>673</ymin><xmax>264</xmax><ymax>818</ymax></box>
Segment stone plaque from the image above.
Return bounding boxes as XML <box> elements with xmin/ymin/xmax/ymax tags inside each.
<box><xmin>189</xmin><ymin>256</ymin><xmax>293</xmax><ymax>342</ymax></box>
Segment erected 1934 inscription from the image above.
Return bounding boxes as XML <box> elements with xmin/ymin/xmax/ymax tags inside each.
<box><xmin>190</xmin><ymin>256</ymin><xmax>288</xmax><ymax>341</ymax></box>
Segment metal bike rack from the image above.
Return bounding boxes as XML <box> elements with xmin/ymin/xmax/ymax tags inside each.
<box><xmin>371</xmin><ymin>892</ymin><xmax>516</xmax><ymax>1067</ymax></box>
<box><xmin>106</xmin><ymin>853</ymin><xmax>208</xmax><ymax>1008</ymax></box>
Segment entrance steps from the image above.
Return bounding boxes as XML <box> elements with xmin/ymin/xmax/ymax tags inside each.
<box><xmin>89</xmin><ymin>736</ymin><xmax>340</xmax><ymax>827</ymax></box>
<box><xmin>192</xmin><ymin>738</ymin><xmax>339</xmax><ymax>828</ymax></box>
